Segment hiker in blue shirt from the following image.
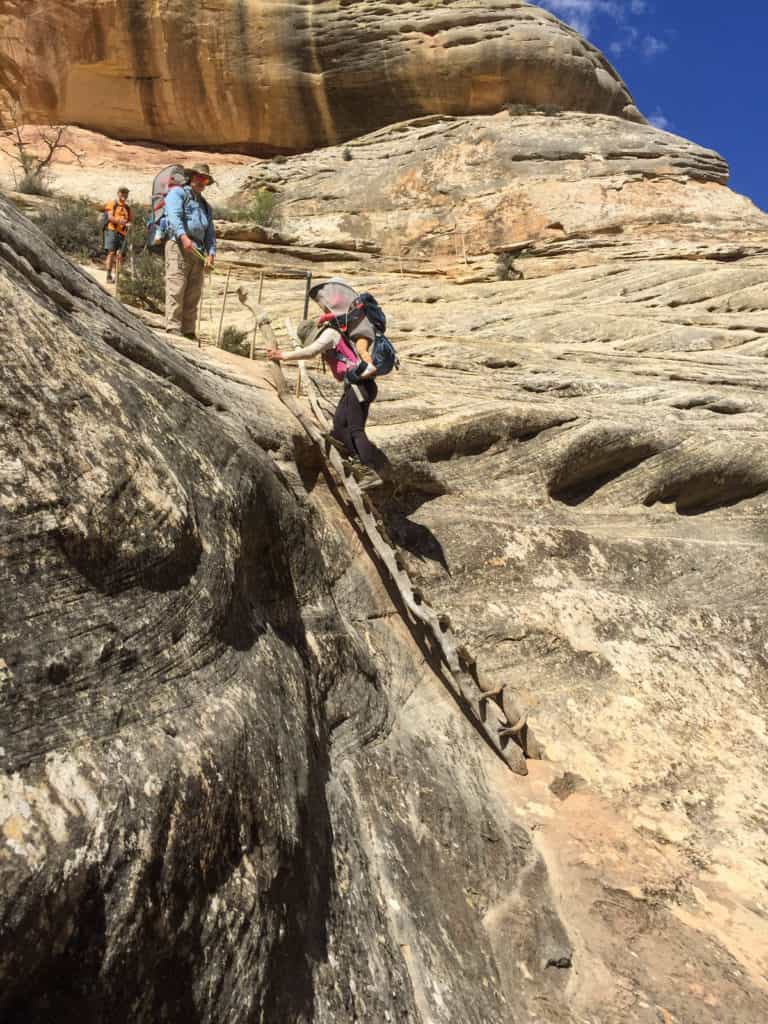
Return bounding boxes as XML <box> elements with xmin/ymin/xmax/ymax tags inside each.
<box><xmin>164</xmin><ymin>163</ymin><xmax>216</xmax><ymax>339</ymax></box>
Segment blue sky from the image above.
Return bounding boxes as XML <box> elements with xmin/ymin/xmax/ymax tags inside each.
<box><xmin>535</xmin><ymin>1</ymin><xmax>768</xmax><ymax>212</ymax></box>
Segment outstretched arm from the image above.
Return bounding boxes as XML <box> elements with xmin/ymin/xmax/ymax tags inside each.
<box><xmin>267</xmin><ymin>327</ymin><xmax>336</xmax><ymax>362</ymax></box>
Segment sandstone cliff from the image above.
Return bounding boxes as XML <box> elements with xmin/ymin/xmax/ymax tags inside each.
<box><xmin>0</xmin><ymin>191</ymin><xmax>583</xmax><ymax>1023</ymax></box>
<box><xmin>2</xmin><ymin>159</ymin><xmax>768</xmax><ymax>1018</ymax></box>
<box><xmin>240</xmin><ymin>110</ymin><xmax>765</xmax><ymax>259</ymax></box>
<box><xmin>2</xmin><ymin>6</ymin><xmax>768</xmax><ymax>1022</ymax></box>
<box><xmin>0</xmin><ymin>0</ymin><xmax>641</xmax><ymax>151</ymax></box>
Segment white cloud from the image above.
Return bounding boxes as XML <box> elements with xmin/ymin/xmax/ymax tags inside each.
<box><xmin>536</xmin><ymin>2</ymin><xmax>618</xmax><ymax>37</ymax></box>
<box><xmin>536</xmin><ymin>1</ymin><xmax>671</xmax><ymax>59</ymax></box>
<box><xmin>648</xmin><ymin>108</ymin><xmax>672</xmax><ymax>131</ymax></box>
<box><xmin>641</xmin><ymin>34</ymin><xmax>668</xmax><ymax>58</ymax></box>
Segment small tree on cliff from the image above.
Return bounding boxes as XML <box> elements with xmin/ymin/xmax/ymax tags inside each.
<box><xmin>0</xmin><ymin>102</ymin><xmax>83</xmax><ymax>195</ymax></box>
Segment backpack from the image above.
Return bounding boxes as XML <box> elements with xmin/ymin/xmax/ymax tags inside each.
<box><xmin>340</xmin><ymin>292</ymin><xmax>400</xmax><ymax>376</ymax></box>
<box><xmin>146</xmin><ymin>164</ymin><xmax>186</xmax><ymax>251</ymax></box>
<box><xmin>368</xmin><ymin>333</ymin><xmax>399</xmax><ymax>376</ymax></box>
<box><xmin>100</xmin><ymin>199</ymin><xmax>131</xmax><ymax>234</ymax></box>
<box><xmin>346</xmin><ymin>292</ymin><xmax>386</xmax><ymax>334</ymax></box>
<box><xmin>323</xmin><ymin>332</ymin><xmax>360</xmax><ymax>382</ymax></box>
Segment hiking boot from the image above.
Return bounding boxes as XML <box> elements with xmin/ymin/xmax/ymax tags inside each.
<box><xmin>182</xmin><ymin>331</ymin><xmax>198</xmax><ymax>341</ymax></box>
<box><xmin>352</xmin><ymin>465</ymin><xmax>384</xmax><ymax>491</ymax></box>
<box><xmin>325</xmin><ymin>434</ymin><xmax>351</xmax><ymax>458</ymax></box>
<box><xmin>106</xmin><ymin>273</ymin><xmax>114</xmax><ymax>284</ymax></box>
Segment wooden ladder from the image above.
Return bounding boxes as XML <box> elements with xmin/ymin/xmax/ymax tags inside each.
<box><xmin>256</xmin><ymin>313</ymin><xmax>540</xmax><ymax>776</ymax></box>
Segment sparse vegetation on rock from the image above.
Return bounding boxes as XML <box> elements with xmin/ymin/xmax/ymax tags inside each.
<box><xmin>220</xmin><ymin>325</ymin><xmax>250</xmax><ymax>355</ymax></box>
<box><xmin>118</xmin><ymin>250</ymin><xmax>164</xmax><ymax>313</ymax></box>
<box><xmin>0</xmin><ymin>102</ymin><xmax>82</xmax><ymax>194</ymax></box>
<box><xmin>506</xmin><ymin>102</ymin><xmax>563</xmax><ymax>116</ymax></box>
<box><xmin>34</xmin><ymin>196</ymin><xmax>101</xmax><ymax>259</ymax></box>
<box><xmin>217</xmin><ymin>189</ymin><xmax>279</xmax><ymax>226</ymax></box>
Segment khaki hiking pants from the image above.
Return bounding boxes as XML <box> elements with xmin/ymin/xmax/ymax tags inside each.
<box><xmin>165</xmin><ymin>239</ymin><xmax>204</xmax><ymax>334</ymax></box>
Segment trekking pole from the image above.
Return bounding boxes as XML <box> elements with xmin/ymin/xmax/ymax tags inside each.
<box><xmin>215</xmin><ymin>267</ymin><xmax>232</xmax><ymax>347</ymax></box>
<box><xmin>196</xmin><ymin>274</ymin><xmax>204</xmax><ymax>346</ymax></box>
<box><xmin>128</xmin><ymin>225</ymin><xmax>135</xmax><ymax>277</ymax></box>
<box><xmin>258</xmin><ymin>271</ymin><xmax>264</xmax><ymax>304</ymax></box>
<box><xmin>302</xmin><ymin>271</ymin><xmax>312</xmax><ymax>318</ymax></box>
<box><xmin>114</xmin><ymin>256</ymin><xmax>121</xmax><ymax>300</ymax></box>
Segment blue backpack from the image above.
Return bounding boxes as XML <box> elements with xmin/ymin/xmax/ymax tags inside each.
<box><xmin>369</xmin><ymin>334</ymin><xmax>399</xmax><ymax>376</ymax></box>
<box><xmin>345</xmin><ymin>292</ymin><xmax>400</xmax><ymax>376</ymax></box>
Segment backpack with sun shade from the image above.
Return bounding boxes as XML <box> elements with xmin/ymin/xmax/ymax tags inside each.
<box><xmin>310</xmin><ymin>279</ymin><xmax>400</xmax><ymax>377</ymax></box>
<box><xmin>146</xmin><ymin>164</ymin><xmax>187</xmax><ymax>252</ymax></box>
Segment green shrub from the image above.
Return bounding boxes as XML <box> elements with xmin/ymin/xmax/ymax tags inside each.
<box><xmin>216</xmin><ymin>189</ymin><xmax>279</xmax><ymax>226</ymax></box>
<box><xmin>35</xmin><ymin>197</ymin><xmax>102</xmax><ymax>259</ymax></box>
<box><xmin>128</xmin><ymin>202</ymin><xmax>150</xmax><ymax>250</ymax></box>
<box><xmin>341</xmin><ymin>147</ymin><xmax>353</xmax><ymax>162</ymax></box>
<box><xmin>17</xmin><ymin>171</ymin><xmax>53</xmax><ymax>196</ymax></box>
<box><xmin>251</xmin><ymin>189</ymin><xmax>279</xmax><ymax>225</ymax></box>
<box><xmin>118</xmin><ymin>250</ymin><xmax>165</xmax><ymax>314</ymax></box>
<box><xmin>220</xmin><ymin>325</ymin><xmax>251</xmax><ymax>356</ymax></box>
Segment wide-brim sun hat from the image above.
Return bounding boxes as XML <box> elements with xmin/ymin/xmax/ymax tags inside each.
<box><xmin>185</xmin><ymin>163</ymin><xmax>215</xmax><ymax>184</ymax></box>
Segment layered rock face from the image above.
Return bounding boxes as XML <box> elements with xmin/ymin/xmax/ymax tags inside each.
<box><xmin>0</xmin><ymin>195</ymin><xmax>582</xmax><ymax>1022</ymax></box>
<box><xmin>211</xmin><ymin>111</ymin><xmax>767</xmax><ymax>1021</ymax></box>
<box><xmin>241</xmin><ymin>110</ymin><xmax>766</xmax><ymax>258</ymax></box>
<box><xmin>2</xmin><ymin>5</ymin><xmax>768</xmax><ymax>1020</ymax></box>
<box><xmin>3</xmin><ymin>164</ymin><xmax>768</xmax><ymax>1018</ymax></box>
<box><xmin>0</xmin><ymin>0</ymin><xmax>640</xmax><ymax>151</ymax></box>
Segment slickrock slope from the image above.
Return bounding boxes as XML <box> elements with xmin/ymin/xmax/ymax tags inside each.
<box><xmin>2</xmin><ymin>14</ymin><xmax>768</xmax><ymax>1019</ymax></box>
<box><xmin>369</xmin><ymin>254</ymin><xmax>768</xmax><ymax>1020</ymax></box>
<box><xmin>0</xmin><ymin>194</ymin><xmax>585</xmax><ymax>1022</ymax></box>
<box><xmin>3</xmin><ymin>179</ymin><xmax>768</xmax><ymax>1019</ymax></box>
<box><xmin>0</xmin><ymin>0</ymin><xmax>640</xmax><ymax>151</ymax></box>
<box><xmin>213</xmin><ymin>111</ymin><xmax>767</xmax><ymax>1020</ymax></box>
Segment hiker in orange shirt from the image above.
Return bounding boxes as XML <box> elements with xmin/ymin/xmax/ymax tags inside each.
<box><xmin>103</xmin><ymin>187</ymin><xmax>133</xmax><ymax>283</ymax></box>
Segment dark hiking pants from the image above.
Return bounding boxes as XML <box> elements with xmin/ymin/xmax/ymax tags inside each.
<box><xmin>332</xmin><ymin>380</ymin><xmax>378</xmax><ymax>467</ymax></box>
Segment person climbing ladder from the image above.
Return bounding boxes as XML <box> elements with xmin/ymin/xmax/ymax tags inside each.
<box><xmin>266</xmin><ymin>278</ymin><xmax>388</xmax><ymax>490</ymax></box>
